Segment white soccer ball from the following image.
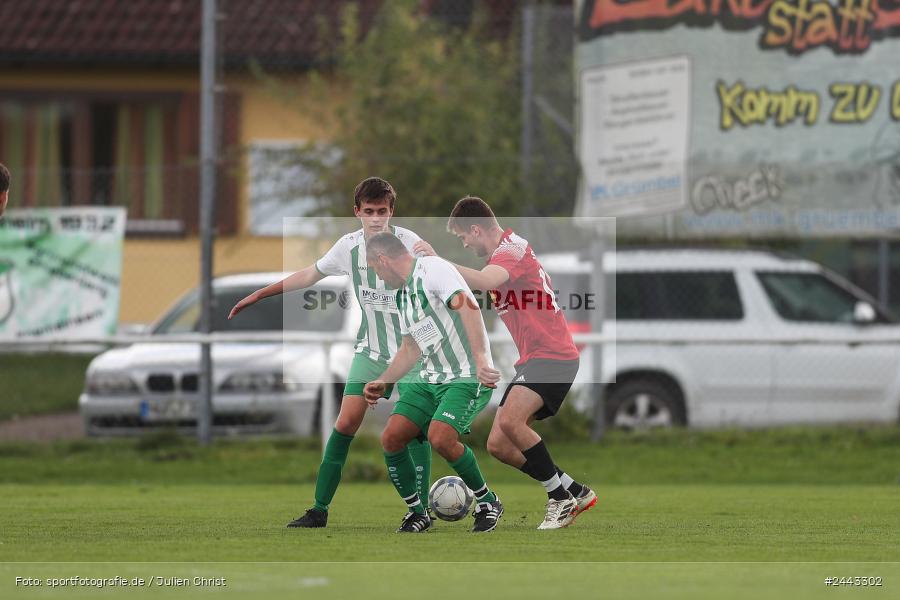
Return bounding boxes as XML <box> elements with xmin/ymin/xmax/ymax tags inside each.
<box><xmin>428</xmin><ymin>475</ymin><xmax>474</xmax><ymax>522</ymax></box>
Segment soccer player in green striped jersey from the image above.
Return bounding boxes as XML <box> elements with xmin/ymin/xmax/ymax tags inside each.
<box><xmin>227</xmin><ymin>178</ymin><xmax>432</xmax><ymax>529</ymax></box>
<box><xmin>363</xmin><ymin>232</ymin><xmax>503</xmax><ymax>533</ymax></box>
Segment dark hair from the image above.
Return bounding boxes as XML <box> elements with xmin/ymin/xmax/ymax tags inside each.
<box><xmin>354</xmin><ymin>177</ymin><xmax>396</xmax><ymax>209</ymax></box>
<box><xmin>447</xmin><ymin>195</ymin><xmax>497</xmax><ymax>232</ymax></box>
<box><xmin>0</xmin><ymin>163</ymin><xmax>9</xmax><ymax>194</ymax></box>
<box><xmin>366</xmin><ymin>231</ymin><xmax>409</xmax><ymax>259</ymax></box>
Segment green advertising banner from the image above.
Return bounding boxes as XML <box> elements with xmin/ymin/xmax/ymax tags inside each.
<box><xmin>575</xmin><ymin>0</ymin><xmax>900</xmax><ymax>237</ymax></box>
<box><xmin>0</xmin><ymin>207</ymin><xmax>126</xmax><ymax>339</ymax></box>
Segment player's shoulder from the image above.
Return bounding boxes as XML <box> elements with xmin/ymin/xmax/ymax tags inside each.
<box><xmin>392</xmin><ymin>225</ymin><xmax>420</xmax><ymax>240</ymax></box>
<box><xmin>336</xmin><ymin>229</ymin><xmax>365</xmax><ymax>248</ymax></box>
<box><xmin>416</xmin><ymin>255</ymin><xmax>454</xmax><ymax>278</ymax></box>
<box><xmin>417</xmin><ymin>254</ymin><xmax>449</xmax><ymax>269</ymax></box>
<box><xmin>392</xmin><ymin>225</ymin><xmax>421</xmax><ymax>248</ymax></box>
<box><xmin>490</xmin><ymin>229</ymin><xmax>530</xmax><ymax>263</ymax></box>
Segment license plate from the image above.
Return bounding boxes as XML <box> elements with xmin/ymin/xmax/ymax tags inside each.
<box><xmin>139</xmin><ymin>398</ymin><xmax>196</xmax><ymax>422</ymax></box>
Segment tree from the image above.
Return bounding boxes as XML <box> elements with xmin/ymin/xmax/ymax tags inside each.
<box><xmin>270</xmin><ymin>1</ymin><xmax>549</xmax><ymax>218</ymax></box>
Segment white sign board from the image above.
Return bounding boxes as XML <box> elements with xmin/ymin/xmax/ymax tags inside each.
<box><xmin>0</xmin><ymin>207</ymin><xmax>126</xmax><ymax>339</ymax></box>
<box><xmin>579</xmin><ymin>55</ymin><xmax>691</xmax><ymax>218</ymax></box>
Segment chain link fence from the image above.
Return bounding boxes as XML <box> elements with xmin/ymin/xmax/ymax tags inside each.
<box><xmin>2</xmin><ymin>1</ymin><xmax>900</xmax><ymax>440</ymax></box>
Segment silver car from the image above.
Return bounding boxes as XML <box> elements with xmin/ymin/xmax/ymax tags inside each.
<box><xmin>493</xmin><ymin>249</ymin><xmax>900</xmax><ymax>430</ymax></box>
<box><xmin>79</xmin><ymin>272</ymin><xmax>359</xmax><ymax>436</ymax></box>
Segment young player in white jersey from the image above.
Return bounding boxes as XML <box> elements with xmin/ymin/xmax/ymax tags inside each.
<box><xmin>363</xmin><ymin>232</ymin><xmax>503</xmax><ymax>533</ymax></box>
<box><xmin>227</xmin><ymin>177</ymin><xmax>432</xmax><ymax>528</ymax></box>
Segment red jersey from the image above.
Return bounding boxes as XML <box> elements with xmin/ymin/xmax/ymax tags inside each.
<box><xmin>487</xmin><ymin>229</ymin><xmax>580</xmax><ymax>365</ymax></box>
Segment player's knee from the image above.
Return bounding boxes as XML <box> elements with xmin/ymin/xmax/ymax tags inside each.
<box><xmin>426</xmin><ymin>432</ymin><xmax>450</xmax><ymax>456</ymax></box>
<box><xmin>426</xmin><ymin>428</ymin><xmax>456</xmax><ymax>458</ymax></box>
<box><xmin>334</xmin><ymin>411</ymin><xmax>362</xmax><ymax>435</ymax></box>
<box><xmin>381</xmin><ymin>428</ymin><xmax>406</xmax><ymax>453</ymax></box>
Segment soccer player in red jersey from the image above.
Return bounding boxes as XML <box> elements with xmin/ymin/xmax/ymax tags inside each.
<box><xmin>414</xmin><ymin>196</ymin><xmax>597</xmax><ymax>529</ymax></box>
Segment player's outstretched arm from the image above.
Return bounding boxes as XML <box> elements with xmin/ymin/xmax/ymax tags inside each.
<box><xmin>454</xmin><ymin>264</ymin><xmax>509</xmax><ymax>293</ymax></box>
<box><xmin>364</xmin><ymin>336</ymin><xmax>421</xmax><ymax>406</ymax></box>
<box><xmin>227</xmin><ymin>264</ymin><xmax>324</xmax><ymax>320</ymax></box>
<box><xmin>411</xmin><ymin>241</ymin><xmax>509</xmax><ymax>292</ymax></box>
<box><xmin>451</xmin><ymin>292</ymin><xmax>501</xmax><ymax>388</ymax></box>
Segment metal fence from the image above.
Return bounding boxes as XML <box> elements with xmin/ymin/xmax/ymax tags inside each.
<box><xmin>3</xmin><ymin>1</ymin><xmax>900</xmax><ymax>448</ymax></box>
<box><xmin>5</xmin><ymin>326</ymin><xmax>900</xmax><ymax>449</ymax></box>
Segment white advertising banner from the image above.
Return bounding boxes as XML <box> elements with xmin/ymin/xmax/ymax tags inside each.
<box><xmin>0</xmin><ymin>207</ymin><xmax>126</xmax><ymax>340</ymax></box>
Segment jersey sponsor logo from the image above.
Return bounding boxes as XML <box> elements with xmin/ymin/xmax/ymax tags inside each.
<box><xmin>359</xmin><ymin>287</ymin><xmax>398</xmax><ymax>313</ymax></box>
<box><xmin>441</xmin><ymin>411</ymin><xmax>457</xmax><ymax>420</ymax></box>
<box><xmin>408</xmin><ymin>316</ymin><xmax>442</xmax><ymax>350</ymax></box>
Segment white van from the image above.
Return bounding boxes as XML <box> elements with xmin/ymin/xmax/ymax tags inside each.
<box><xmin>495</xmin><ymin>249</ymin><xmax>900</xmax><ymax>430</ymax></box>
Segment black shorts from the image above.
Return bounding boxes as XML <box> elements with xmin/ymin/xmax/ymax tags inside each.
<box><xmin>499</xmin><ymin>358</ymin><xmax>580</xmax><ymax>421</ymax></box>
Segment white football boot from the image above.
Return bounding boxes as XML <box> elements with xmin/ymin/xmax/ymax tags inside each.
<box><xmin>537</xmin><ymin>492</ymin><xmax>577</xmax><ymax>530</ymax></box>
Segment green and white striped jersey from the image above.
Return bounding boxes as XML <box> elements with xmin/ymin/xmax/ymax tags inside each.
<box><xmin>396</xmin><ymin>256</ymin><xmax>492</xmax><ymax>384</ymax></box>
<box><xmin>315</xmin><ymin>226</ymin><xmax>421</xmax><ymax>363</ymax></box>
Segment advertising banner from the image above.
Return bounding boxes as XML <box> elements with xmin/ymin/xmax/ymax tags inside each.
<box><xmin>0</xmin><ymin>207</ymin><xmax>126</xmax><ymax>339</ymax></box>
<box><xmin>576</xmin><ymin>0</ymin><xmax>900</xmax><ymax>237</ymax></box>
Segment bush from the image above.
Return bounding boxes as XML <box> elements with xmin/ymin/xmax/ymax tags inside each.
<box><xmin>253</xmin><ymin>1</ymin><xmax>570</xmax><ymax>218</ymax></box>
<box><xmin>467</xmin><ymin>400</ymin><xmax>593</xmax><ymax>448</ymax></box>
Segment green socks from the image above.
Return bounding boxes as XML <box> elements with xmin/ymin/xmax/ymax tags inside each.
<box><xmin>385</xmin><ymin>448</ymin><xmax>426</xmax><ymax>514</ymax></box>
<box><xmin>449</xmin><ymin>445</ymin><xmax>496</xmax><ymax>503</ymax></box>
<box><xmin>314</xmin><ymin>430</ymin><xmax>431</xmax><ymax>514</ymax></box>
<box><xmin>313</xmin><ymin>429</ymin><xmax>354</xmax><ymax>512</ymax></box>
<box><xmin>407</xmin><ymin>439</ymin><xmax>432</xmax><ymax>507</ymax></box>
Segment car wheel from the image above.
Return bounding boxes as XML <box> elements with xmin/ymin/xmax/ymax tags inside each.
<box><xmin>605</xmin><ymin>380</ymin><xmax>685</xmax><ymax>430</ymax></box>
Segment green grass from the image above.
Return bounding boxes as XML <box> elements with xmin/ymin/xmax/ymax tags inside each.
<box><xmin>2</xmin><ymin>426</ymin><xmax>900</xmax><ymax>485</ymax></box>
<box><xmin>4</xmin><ymin>483</ymin><xmax>899</xmax><ymax>563</ymax></box>
<box><xmin>1</xmin><ymin>428</ymin><xmax>899</xmax><ymax>599</ymax></box>
<box><xmin>0</xmin><ymin>353</ymin><xmax>93</xmax><ymax>420</ymax></box>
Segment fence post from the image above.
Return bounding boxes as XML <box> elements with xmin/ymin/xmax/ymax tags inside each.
<box><xmin>590</xmin><ymin>236</ymin><xmax>607</xmax><ymax>441</ymax></box>
<box><xmin>520</xmin><ymin>2</ymin><xmax>535</xmax><ymax>185</ymax></box>
<box><xmin>320</xmin><ymin>342</ymin><xmax>335</xmax><ymax>456</ymax></box>
<box><xmin>197</xmin><ymin>0</ymin><xmax>218</xmax><ymax>446</ymax></box>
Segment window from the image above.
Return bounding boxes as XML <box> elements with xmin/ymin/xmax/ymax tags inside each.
<box><xmin>847</xmin><ymin>240</ymin><xmax>900</xmax><ymax>319</ymax></box>
<box><xmin>247</xmin><ymin>141</ymin><xmax>340</xmax><ymax>237</ymax></box>
<box><xmin>0</xmin><ymin>101</ymin><xmax>74</xmax><ymax>206</ymax></box>
<box><xmin>153</xmin><ymin>286</ymin><xmax>346</xmax><ymax>334</ymax></box>
<box><xmin>0</xmin><ymin>92</ymin><xmax>240</xmax><ymax>235</ymax></box>
<box><xmin>95</xmin><ymin>102</ymin><xmax>173</xmax><ymax>220</ymax></box>
<box><xmin>616</xmin><ymin>271</ymin><xmax>744</xmax><ymax>321</ymax></box>
<box><xmin>757</xmin><ymin>271</ymin><xmax>890</xmax><ymax>323</ymax></box>
<box><xmin>1</xmin><ymin>98</ymin><xmax>176</xmax><ymax>215</ymax></box>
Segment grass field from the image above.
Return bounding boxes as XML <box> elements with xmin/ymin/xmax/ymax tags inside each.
<box><xmin>2</xmin><ymin>428</ymin><xmax>899</xmax><ymax>599</ymax></box>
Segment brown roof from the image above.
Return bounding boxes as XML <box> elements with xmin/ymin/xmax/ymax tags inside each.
<box><xmin>0</xmin><ymin>0</ymin><xmax>384</xmax><ymax>68</ymax></box>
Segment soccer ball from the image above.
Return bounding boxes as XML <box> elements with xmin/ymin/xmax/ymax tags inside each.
<box><xmin>428</xmin><ymin>476</ymin><xmax>474</xmax><ymax>522</ymax></box>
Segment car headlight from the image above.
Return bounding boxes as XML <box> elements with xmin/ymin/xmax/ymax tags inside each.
<box><xmin>85</xmin><ymin>372</ymin><xmax>139</xmax><ymax>395</ymax></box>
<box><xmin>219</xmin><ymin>372</ymin><xmax>303</xmax><ymax>393</ymax></box>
